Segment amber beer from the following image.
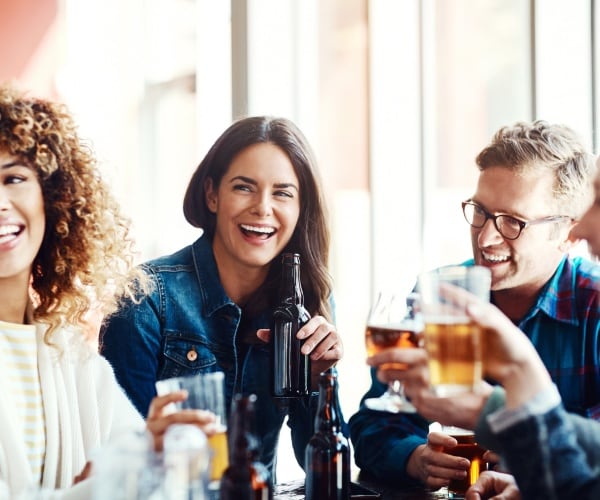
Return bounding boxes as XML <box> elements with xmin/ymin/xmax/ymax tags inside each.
<box><xmin>423</xmin><ymin>317</ymin><xmax>482</xmax><ymax>396</ymax></box>
<box><xmin>365</xmin><ymin>324</ymin><xmax>420</xmax><ymax>370</ymax></box>
<box><xmin>207</xmin><ymin>425</ymin><xmax>228</xmax><ymax>481</ymax></box>
<box><xmin>443</xmin><ymin>428</ymin><xmax>487</xmax><ymax>498</ymax></box>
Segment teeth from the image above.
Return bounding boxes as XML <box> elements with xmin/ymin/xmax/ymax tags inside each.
<box><xmin>482</xmin><ymin>252</ymin><xmax>509</xmax><ymax>263</ymax></box>
<box><xmin>0</xmin><ymin>224</ymin><xmax>20</xmax><ymax>237</ymax></box>
<box><xmin>241</xmin><ymin>224</ymin><xmax>275</xmax><ymax>234</ymax></box>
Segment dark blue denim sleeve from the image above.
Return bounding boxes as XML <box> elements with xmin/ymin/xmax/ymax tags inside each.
<box><xmin>100</xmin><ymin>286</ymin><xmax>162</xmax><ymax>418</ymax></box>
<box><xmin>496</xmin><ymin>404</ymin><xmax>600</xmax><ymax>500</ymax></box>
<box><xmin>348</xmin><ymin>367</ymin><xmax>429</xmax><ymax>486</ymax></box>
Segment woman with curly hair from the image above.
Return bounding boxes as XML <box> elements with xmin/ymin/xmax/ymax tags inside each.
<box><xmin>0</xmin><ymin>83</ymin><xmax>215</xmax><ymax>498</ymax></box>
<box><xmin>101</xmin><ymin>116</ymin><xmax>344</xmax><ymax>475</ymax></box>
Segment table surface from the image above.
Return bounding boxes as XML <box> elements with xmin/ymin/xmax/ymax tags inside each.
<box><xmin>274</xmin><ymin>478</ymin><xmax>449</xmax><ymax>499</ymax></box>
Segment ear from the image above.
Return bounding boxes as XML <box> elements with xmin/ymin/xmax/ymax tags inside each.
<box><xmin>558</xmin><ymin>222</ymin><xmax>580</xmax><ymax>252</ymax></box>
<box><xmin>204</xmin><ymin>178</ymin><xmax>218</xmax><ymax>214</ymax></box>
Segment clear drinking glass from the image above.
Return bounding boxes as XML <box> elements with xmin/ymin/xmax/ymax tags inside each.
<box><xmin>156</xmin><ymin>371</ymin><xmax>228</xmax><ymax>492</ymax></box>
<box><xmin>364</xmin><ymin>292</ymin><xmax>423</xmax><ymax>413</ymax></box>
<box><xmin>418</xmin><ymin>266</ymin><xmax>491</xmax><ymax>396</ymax></box>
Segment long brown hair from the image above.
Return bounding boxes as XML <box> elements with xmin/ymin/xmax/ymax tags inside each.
<box><xmin>183</xmin><ymin>116</ymin><xmax>332</xmax><ymax>318</ymax></box>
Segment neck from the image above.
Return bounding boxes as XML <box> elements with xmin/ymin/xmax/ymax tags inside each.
<box><xmin>0</xmin><ymin>274</ymin><xmax>31</xmax><ymax>324</ymax></box>
<box><xmin>212</xmin><ymin>250</ymin><xmax>269</xmax><ymax>305</ymax></box>
<box><xmin>492</xmin><ymin>286</ymin><xmax>541</xmax><ymax>323</ymax></box>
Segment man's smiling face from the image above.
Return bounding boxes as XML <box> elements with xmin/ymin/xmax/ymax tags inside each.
<box><xmin>470</xmin><ymin>165</ymin><xmax>570</xmax><ymax>295</ymax></box>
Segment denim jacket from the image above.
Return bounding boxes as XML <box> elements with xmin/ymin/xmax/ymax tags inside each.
<box><xmin>100</xmin><ymin>234</ymin><xmax>317</xmax><ymax>473</ymax></box>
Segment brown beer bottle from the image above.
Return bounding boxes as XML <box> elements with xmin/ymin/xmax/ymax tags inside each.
<box><xmin>304</xmin><ymin>368</ymin><xmax>350</xmax><ymax>500</ymax></box>
<box><xmin>271</xmin><ymin>253</ymin><xmax>311</xmax><ymax>398</ymax></box>
<box><xmin>219</xmin><ymin>394</ymin><xmax>273</xmax><ymax>500</ymax></box>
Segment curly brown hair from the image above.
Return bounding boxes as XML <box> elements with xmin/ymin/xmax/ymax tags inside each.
<box><xmin>0</xmin><ymin>83</ymin><xmax>147</xmax><ymax>343</ymax></box>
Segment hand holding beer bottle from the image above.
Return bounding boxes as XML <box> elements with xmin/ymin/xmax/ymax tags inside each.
<box><xmin>364</xmin><ymin>292</ymin><xmax>423</xmax><ymax>413</ymax></box>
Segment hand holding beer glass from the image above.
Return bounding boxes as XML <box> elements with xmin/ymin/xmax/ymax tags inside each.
<box><xmin>364</xmin><ymin>292</ymin><xmax>423</xmax><ymax>413</ymax></box>
<box><xmin>155</xmin><ymin>371</ymin><xmax>228</xmax><ymax>489</ymax></box>
<box><xmin>418</xmin><ymin>266</ymin><xmax>491</xmax><ymax>396</ymax></box>
<box><xmin>417</xmin><ymin>266</ymin><xmax>491</xmax><ymax>498</ymax></box>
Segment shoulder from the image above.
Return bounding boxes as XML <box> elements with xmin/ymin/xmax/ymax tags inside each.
<box><xmin>144</xmin><ymin>244</ymin><xmax>196</xmax><ymax>271</ymax></box>
<box><xmin>568</xmin><ymin>255</ymin><xmax>600</xmax><ymax>284</ymax></box>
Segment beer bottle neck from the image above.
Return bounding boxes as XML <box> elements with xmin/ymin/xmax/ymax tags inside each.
<box><xmin>314</xmin><ymin>373</ymin><xmax>342</xmax><ymax>433</ymax></box>
<box><xmin>228</xmin><ymin>396</ymin><xmax>259</xmax><ymax>466</ymax></box>
<box><xmin>279</xmin><ymin>253</ymin><xmax>304</xmax><ymax>306</ymax></box>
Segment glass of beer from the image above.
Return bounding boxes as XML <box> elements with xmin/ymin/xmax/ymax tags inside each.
<box><xmin>418</xmin><ymin>266</ymin><xmax>491</xmax><ymax>396</ymax></box>
<box><xmin>442</xmin><ymin>426</ymin><xmax>487</xmax><ymax>498</ymax></box>
<box><xmin>364</xmin><ymin>292</ymin><xmax>423</xmax><ymax>413</ymax></box>
<box><xmin>156</xmin><ymin>371</ymin><xmax>228</xmax><ymax>488</ymax></box>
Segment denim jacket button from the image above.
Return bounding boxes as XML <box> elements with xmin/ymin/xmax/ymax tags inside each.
<box><xmin>186</xmin><ymin>349</ymin><xmax>198</xmax><ymax>362</ymax></box>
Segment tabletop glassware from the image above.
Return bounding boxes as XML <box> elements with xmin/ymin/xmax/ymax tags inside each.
<box><xmin>418</xmin><ymin>266</ymin><xmax>491</xmax><ymax>396</ymax></box>
<box><xmin>156</xmin><ymin>371</ymin><xmax>228</xmax><ymax>493</ymax></box>
<box><xmin>364</xmin><ymin>292</ymin><xmax>423</xmax><ymax>413</ymax></box>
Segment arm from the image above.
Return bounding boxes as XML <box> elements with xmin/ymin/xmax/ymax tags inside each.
<box><xmin>348</xmin><ymin>368</ymin><xmax>429</xmax><ymax>486</ymax></box>
<box><xmin>493</xmin><ymin>403</ymin><xmax>600</xmax><ymax>500</ymax></box>
<box><xmin>100</xmin><ymin>269</ymin><xmax>162</xmax><ymax>417</ymax></box>
<box><xmin>460</xmin><ymin>294</ymin><xmax>600</xmax><ymax>499</ymax></box>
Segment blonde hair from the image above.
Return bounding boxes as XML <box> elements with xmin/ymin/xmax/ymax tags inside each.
<box><xmin>476</xmin><ymin>120</ymin><xmax>595</xmax><ymax>219</ymax></box>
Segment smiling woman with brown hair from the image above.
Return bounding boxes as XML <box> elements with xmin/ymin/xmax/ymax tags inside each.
<box><xmin>101</xmin><ymin>115</ymin><xmax>345</xmax><ymax>475</ymax></box>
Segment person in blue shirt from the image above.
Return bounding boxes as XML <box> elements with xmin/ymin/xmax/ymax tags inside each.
<box><xmin>370</xmin><ymin>280</ymin><xmax>600</xmax><ymax>500</ymax></box>
<box><xmin>349</xmin><ymin>120</ymin><xmax>600</xmax><ymax>490</ymax></box>
<box><xmin>100</xmin><ymin>116</ymin><xmax>343</xmax><ymax>474</ymax></box>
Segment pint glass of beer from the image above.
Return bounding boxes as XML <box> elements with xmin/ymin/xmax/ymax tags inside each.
<box><xmin>156</xmin><ymin>371</ymin><xmax>228</xmax><ymax>485</ymax></box>
<box><xmin>442</xmin><ymin>426</ymin><xmax>487</xmax><ymax>498</ymax></box>
<box><xmin>418</xmin><ymin>266</ymin><xmax>491</xmax><ymax>396</ymax></box>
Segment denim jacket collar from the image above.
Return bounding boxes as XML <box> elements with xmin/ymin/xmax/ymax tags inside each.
<box><xmin>191</xmin><ymin>235</ymin><xmax>238</xmax><ymax>317</ymax></box>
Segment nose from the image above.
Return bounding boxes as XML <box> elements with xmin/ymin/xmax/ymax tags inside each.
<box><xmin>476</xmin><ymin>218</ymin><xmax>504</xmax><ymax>247</ymax></box>
<box><xmin>250</xmin><ymin>191</ymin><xmax>273</xmax><ymax>217</ymax></box>
<box><xmin>0</xmin><ymin>188</ymin><xmax>11</xmax><ymax>211</ymax></box>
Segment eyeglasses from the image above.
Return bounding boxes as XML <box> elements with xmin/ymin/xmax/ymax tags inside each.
<box><xmin>461</xmin><ymin>200</ymin><xmax>572</xmax><ymax>240</ymax></box>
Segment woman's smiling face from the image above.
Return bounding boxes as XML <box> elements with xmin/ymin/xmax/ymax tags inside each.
<box><xmin>205</xmin><ymin>142</ymin><xmax>300</xmax><ymax>272</ymax></box>
<box><xmin>0</xmin><ymin>152</ymin><xmax>45</xmax><ymax>285</ymax></box>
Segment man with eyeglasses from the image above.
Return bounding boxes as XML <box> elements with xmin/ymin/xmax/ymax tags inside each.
<box><xmin>349</xmin><ymin>120</ymin><xmax>600</xmax><ymax>491</ymax></box>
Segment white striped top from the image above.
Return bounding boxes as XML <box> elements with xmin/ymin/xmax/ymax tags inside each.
<box><xmin>0</xmin><ymin>321</ymin><xmax>46</xmax><ymax>484</ymax></box>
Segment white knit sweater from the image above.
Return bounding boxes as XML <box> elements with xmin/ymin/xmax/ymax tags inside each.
<box><xmin>0</xmin><ymin>322</ymin><xmax>144</xmax><ymax>499</ymax></box>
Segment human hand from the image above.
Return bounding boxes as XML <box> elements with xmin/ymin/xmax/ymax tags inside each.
<box><xmin>257</xmin><ymin>315</ymin><xmax>343</xmax><ymax>378</ymax></box>
<box><xmin>439</xmin><ymin>284</ymin><xmax>552</xmax><ymax>408</ymax></box>
<box><xmin>367</xmin><ymin>346</ymin><xmax>492</xmax><ymax>429</ymax></box>
<box><xmin>366</xmin><ymin>346</ymin><xmax>429</xmax><ymax>388</ymax></box>
<box><xmin>483</xmin><ymin>450</ymin><xmax>504</xmax><ymax>472</ymax></box>
<box><xmin>465</xmin><ymin>470</ymin><xmax>521</xmax><ymax>500</ymax></box>
<box><xmin>146</xmin><ymin>391</ymin><xmax>217</xmax><ymax>452</ymax></box>
<box><xmin>406</xmin><ymin>432</ymin><xmax>470</xmax><ymax>489</ymax></box>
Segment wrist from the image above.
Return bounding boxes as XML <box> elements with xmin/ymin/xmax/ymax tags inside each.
<box><xmin>501</xmin><ymin>358</ymin><xmax>553</xmax><ymax>409</ymax></box>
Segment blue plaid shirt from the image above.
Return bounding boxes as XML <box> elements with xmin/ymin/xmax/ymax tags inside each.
<box><xmin>348</xmin><ymin>255</ymin><xmax>600</xmax><ymax>486</ymax></box>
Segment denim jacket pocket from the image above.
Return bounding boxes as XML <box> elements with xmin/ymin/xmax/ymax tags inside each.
<box><xmin>161</xmin><ymin>332</ymin><xmax>217</xmax><ymax>378</ymax></box>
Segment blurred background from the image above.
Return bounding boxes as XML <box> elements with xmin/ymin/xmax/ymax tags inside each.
<box><xmin>2</xmin><ymin>0</ymin><xmax>597</xmax><ymax>480</ymax></box>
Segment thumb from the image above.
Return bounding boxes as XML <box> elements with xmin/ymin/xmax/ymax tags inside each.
<box><xmin>256</xmin><ymin>329</ymin><xmax>271</xmax><ymax>343</ymax></box>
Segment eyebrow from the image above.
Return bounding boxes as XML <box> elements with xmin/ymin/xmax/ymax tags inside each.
<box><xmin>0</xmin><ymin>161</ymin><xmax>21</xmax><ymax>170</ymax></box>
<box><xmin>230</xmin><ymin>175</ymin><xmax>299</xmax><ymax>192</ymax></box>
<box><xmin>470</xmin><ymin>199</ymin><xmax>528</xmax><ymax>219</ymax></box>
